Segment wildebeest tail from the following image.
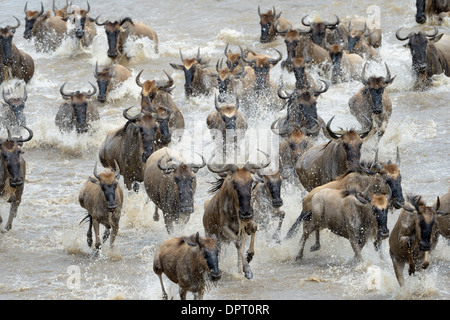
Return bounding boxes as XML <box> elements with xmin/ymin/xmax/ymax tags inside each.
<box><xmin>285</xmin><ymin>210</ymin><xmax>312</xmax><ymax>239</ymax></box>
<box><xmin>79</xmin><ymin>213</ymin><xmax>91</xmax><ymax>225</ymax></box>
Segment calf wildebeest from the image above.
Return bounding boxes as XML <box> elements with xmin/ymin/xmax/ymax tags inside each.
<box><xmin>435</xmin><ymin>190</ymin><xmax>450</xmax><ymax>242</ymax></box>
<box><xmin>251</xmin><ymin>169</ymin><xmax>288</xmax><ymax>242</ymax></box>
<box><xmin>296</xmin><ymin>116</ymin><xmax>373</xmax><ymax>192</ymax></box>
<box><xmin>55</xmin><ymin>82</ymin><xmax>99</xmax><ymax>134</ymax></box>
<box><xmin>144</xmin><ymin>147</ymin><xmax>206</xmax><ymax>234</ymax></box>
<box><xmin>206</xmin><ymin>95</ymin><xmax>248</xmax><ymax>154</ymax></box>
<box><xmin>170</xmin><ymin>48</ymin><xmax>217</xmax><ymax>97</ymax></box>
<box><xmin>296</xmin><ymin>188</ymin><xmax>390</xmax><ymax>261</ymax></box>
<box><xmin>258</xmin><ymin>6</ymin><xmax>292</xmax><ymax>43</ymax></box>
<box><xmin>273</xmin><ymin>81</ymin><xmax>328</xmax><ymax>143</ymax></box>
<box><xmin>52</xmin><ymin>0</ymin><xmax>71</xmax><ymax>18</ymax></box>
<box><xmin>327</xmin><ymin>43</ymin><xmax>364</xmax><ymax>84</ymax></box>
<box><xmin>396</xmin><ymin>26</ymin><xmax>450</xmax><ymax>90</ymax></box>
<box><xmin>203</xmin><ymin>150</ymin><xmax>271</xmax><ymax>279</ymax></box>
<box><xmin>23</xmin><ymin>2</ymin><xmax>68</xmax><ymax>52</ymax></box>
<box><xmin>348</xmin><ymin>63</ymin><xmax>395</xmax><ymax>139</ymax></box>
<box><xmin>135</xmin><ymin>69</ymin><xmax>185</xmax><ymax>146</ymax></box>
<box><xmin>1</xmin><ymin>86</ymin><xmax>27</xmax><ymax>135</ymax></box>
<box><xmin>0</xmin><ymin>17</ymin><xmax>35</xmax><ymax>85</ymax></box>
<box><xmin>416</xmin><ymin>0</ymin><xmax>450</xmax><ymax>24</ymax></box>
<box><xmin>0</xmin><ymin>126</ymin><xmax>33</xmax><ymax>231</ymax></box>
<box><xmin>64</xmin><ymin>2</ymin><xmax>96</xmax><ymax>48</ymax></box>
<box><xmin>300</xmin><ymin>14</ymin><xmax>342</xmax><ymax>47</ymax></box>
<box><xmin>153</xmin><ymin>232</ymin><xmax>221</xmax><ymax>300</ymax></box>
<box><xmin>94</xmin><ymin>62</ymin><xmax>132</xmax><ymax>103</ymax></box>
<box><xmin>389</xmin><ymin>195</ymin><xmax>442</xmax><ymax>287</ymax></box>
<box><xmin>98</xmin><ymin>106</ymin><xmax>168</xmax><ymax>192</ymax></box>
<box><xmin>79</xmin><ymin>162</ymin><xmax>123</xmax><ymax>251</ymax></box>
<box><xmin>286</xmin><ymin>154</ymin><xmax>406</xmax><ymax>243</ymax></box>
<box><xmin>95</xmin><ymin>16</ymin><xmax>159</xmax><ymax>61</ymax></box>
<box><xmin>346</xmin><ymin>21</ymin><xmax>381</xmax><ymax>61</ymax></box>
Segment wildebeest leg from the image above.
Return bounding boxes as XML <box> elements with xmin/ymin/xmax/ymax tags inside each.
<box><xmin>286</xmin><ymin>210</ymin><xmax>312</xmax><ymax>239</ymax></box>
<box><xmin>390</xmin><ymin>250</ymin><xmax>405</xmax><ymax>287</ymax></box>
<box><xmin>109</xmin><ymin>217</ymin><xmax>120</xmax><ymax>248</ymax></box>
<box><xmin>348</xmin><ymin>236</ymin><xmax>363</xmax><ymax>262</ymax></box>
<box><xmin>163</xmin><ymin>212</ymin><xmax>174</xmax><ymax>234</ymax></box>
<box><xmin>92</xmin><ymin>220</ymin><xmax>101</xmax><ymax>250</ymax></box>
<box><xmin>310</xmin><ymin>230</ymin><xmax>321</xmax><ymax>252</ymax></box>
<box><xmin>86</xmin><ymin>216</ymin><xmax>93</xmax><ymax>247</ymax></box>
<box><xmin>103</xmin><ymin>228</ymin><xmax>110</xmax><ymax>243</ymax></box>
<box><xmin>156</xmin><ymin>273</ymin><xmax>168</xmax><ymax>300</ymax></box>
<box><xmin>296</xmin><ymin>221</ymin><xmax>315</xmax><ymax>261</ymax></box>
<box><xmin>153</xmin><ymin>205</ymin><xmax>160</xmax><ymax>221</ymax></box>
<box><xmin>407</xmin><ymin>247</ymin><xmax>415</xmax><ymax>276</ymax></box>
<box><xmin>132</xmin><ymin>182</ymin><xmax>139</xmax><ymax>193</ymax></box>
<box><xmin>273</xmin><ymin>209</ymin><xmax>285</xmax><ymax>243</ymax></box>
<box><xmin>5</xmin><ymin>200</ymin><xmax>20</xmax><ymax>231</ymax></box>
<box><xmin>222</xmin><ymin>225</ymin><xmax>253</xmax><ymax>279</ymax></box>
<box><xmin>179</xmin><ymin>287</ymin><xmax>187</xmax><ymax>300</ymax></box>
<box><xmin>245</xmin><ymin>221</ymin><xmax>257</xmax><ymax>263</ymax></box>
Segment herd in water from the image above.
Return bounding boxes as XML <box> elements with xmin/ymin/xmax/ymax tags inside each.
<box><xmin>0</xmin><ymin>1</ymin><xmax>449</xmax><ymax>299</ymax></box>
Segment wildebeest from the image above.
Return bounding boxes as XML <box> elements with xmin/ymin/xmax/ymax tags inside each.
<box><xmin>296</xmin><ymin>116</ymin><xmax>373</xmax><ymax>192</ymax></box>
<box><xmin>23</xmin><ymin>2</ymin><xmax>68</xmax><ymax>52</ymax></box>
<box><xmin>1</xmin><ymin>86</ymin><xmax>27</xmax><ymax>135</ymax></box>
<box><xmin>435</xmin><ymin>190</ymin><xmax>450</xmax><ymax>242</ymax></box>
<box><xmin>203</xmin><ymin>150</ymin><xmax>271</xmax><ymax>279</ymax></box>
<box><xmin>144</xmin><ymin>147</ymin><xmax>206</xmax><ymax>234</ymax></box>
<box><xmin>257</xmin><ymin>6</ymin><xmax>292</xmax><ymax>43</ymax></box>
<box><xmin>94</xmin><ymin>61</ymin><xmax>132</xmax><ymax>103</ymax></box>
<box><xmin>274</xmin><ymin>81</ymin><xmax>329</xmax><ymax>139</ymax></box>
<box><xmin>215</xmin><ymin>58</ymin><xmax>251</xmax><ymax>103</ymax></box>
<box><xmin>79</xmin><ymin>162</ymin><xmax>123</xmax><ymax>251</ymax></box>
<box><xmin>415</xmin><ymin>0</ymin><xmax>450</xmax><ymax>24</ymax></box>
<box><xmin>52</xmin><ymin>0</ymin><xmax>71</xmax><ymax>18</ymax></box>
<box><xmin>206</xmin><ymin>95</ymin><xmax>248</xmax><ymax>154</ymax></box>
<box><xmin>389</xmin><ymin>195</ymin><xmax>442</xmax><ymax>286</ymax></box>
<box><xmin>0</xmin><ymin>126</ymin><xmax>33</xmax><ymax>231</ymax></box>
<box><xmin>296</xmin><ymin>188</ymin><xmax>390</xmax><ymax>261</ymax></box>
<box><xmin>396</xmin><ymin>26</ymin><xmax>450</xmax><ymax>90</ymax></box>
<box><xmin>348</xmin><ymin>63</ymin><xmax>395</xmax><ymax>139</ymax></box>
<box><xmin>55</xmin><ymin>82</ymin><xmax>99</xmax><ymax>134</ymax></box>
<box><xmin>346</xmin><ymin>21</ymin><xmax>381</xmax><ymax>61</ymax></box>
<box><xmin>170</xmin><ymin>48</ymin><xmax>217</xmax><ymax>97</ymax></box>
<box><xmin>251</xmin><ymin>169</ymin><xmax>288</xmax><ymax>242</ymax></box>
<box><xmin>95</xmin><ymin>16</ymin><xmax>159</xmax><ymax>61</ymax></box>
<box><xmin>300</xmin><ymin>14</ymin><xmax>343</xmax><ymax>47</ymax></box>
<box><xmin>153</xmin><ymin>232</ymin><xmax>221</xmax><ymax>300</ymax></box>
<box><xmin>98</xmin><ymin>106</ymin><xmax>167</xmax><ymax>191</ymax></box>
<box><xmin>64</xmin><ymin>2</ymin><xmax>96</xmax><ymax>48</ymax></box>
<box><xmin>135</xmin><ymin>69</ymin><xmax>185</xmax><ymax>146</ymax></box>
<box><xmin>0</xmin><ymin>17</ymin><xmax>35</xmax><ymax>85</ymax></box>
<box><xmin>327</xmin><ymin>43</ymin><xmax>364</xmax><ymax>84</ymax></box>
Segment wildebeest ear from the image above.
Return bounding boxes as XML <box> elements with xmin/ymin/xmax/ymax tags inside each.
<box><xmin>89</xmin><ymin>176</ymin><xmax>99</xmax><ymax>184</ymax></box>
<box><xmin>169</xmin><ymin>63</ymin><xmax>185</xmax><ymax>71</ymax></box>
<box><xmin>434</xmin><ymin>196</ymin><xmax>440</xmax><ymax>212</ymax></box>
<box><xmin>430</xmin><ymin>33</ymin><xmax>444</xmax><ymax>43</ymax></box>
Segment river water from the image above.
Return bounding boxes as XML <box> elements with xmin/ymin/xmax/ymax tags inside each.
<box><xmin>0</xmin><ymin>0</ymin><xmax>448</xmax><ymax>300</ymax></box>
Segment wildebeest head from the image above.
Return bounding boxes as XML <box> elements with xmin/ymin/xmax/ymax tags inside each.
<box><xmin>2</xmin><ymin>86</ymin><xmax>27</xmax><ymax>128</ymax></box>
<box><xmin>53</xmin><ymin>0</ymin><xmax>71</xmax><ymax>18</ymax></box>
<box><xmin>256</xmin><ymin>170</ymin><xmax>285</xmax><ymax>208</ymax></box>
<box><xmin>215</xmin><ymin>59</ymin><xmax>245</xmax><ymax>103</ymax></box>
<box><xmin>214</xmin><ymin>94</ymin><xmax>241</xmax><ymax>130</ymax></box>
<box><xmin>396</xmin><ymin>27</ymin><xmax>442</xmax><ymax>83</ymax></box>
<box><xmin>184</xmin><ymin>232</ymin><xmax>221</xmax><ymax>281</ymax></box>
<box><xmin>135</xmin><ymin>69</ymin><xmax>174</xmax><ymax>111</ymax></box>
<box><xmin>277</xmin><ymin>81</ymin><xmax>328</xmax><ymax>136</ymax></box>
<box><xmin>402</xmin><ymin>195</ymin><xmax>440</xmax><ymax>256</ymax></box>
<box><xmin>60</xmin><ymin>82</ymin><xmax>97</xmax><ymax>133</ymax></box>
<box><xmin>281</xmin><ymin>29</ymin><xmax>302</xmax><ymax>72</ymax></box>
<box><xmin>224</xmin><ymin>43</ymin><xmax>244</xmax><ymax>73</ymax></box>
<box><xmin>157</xmin><ymin>152</ymin><xmax>206</xmax><ymax>214</ymax></box>
<box><xmin>170</xmin><ymin>48</ymin><xmax>210</xmax><ymax>97</ymax></box>
<box><xmin>347</xmin><ymin>22</ymin><xmax>371</xmax><ymax>53</ymax></box>
<box><xmin>361</xmin><ymin>63</ymin><xmax>396</xmax><ymax>114</ymax></box>
<box><xmin>372</xmin><ymin>148</ymin><xmax>405</xmax><ymax>209</ymax></box>
<box><xmin>328</xmin><ymin>44</ymin><xmax>345</xmax><ymax>84</ymax></box>
<box><xmin>23</xmin><ymin>2</ymin><xmax>45</xmax><ymax>40</ymax></box>
<box><xmin>64</xmin><ymin>2</ymin><xmax>93</xmax><ymax>40</ymax></box>
<box><xmin>258</xmin><ymin>6</ymin><xmax>281</xmax><ymax>43</ymax></box>
<box><xmin>0</xmin><ymin>17</ymin><xmax>20</xmax><ymax>67</ymax></box>
<box><xmin>89</xmin><ymin>161</ymin><xmax>121</xmax><ymax>212</ymax></box>
<box><xmin>123</xmin><ymin>106</ymin><xmax>168</xmax><ymax>163</ymax></box>
<box><xmin>94</xmin><ymin>16</ymin><xmax>132</xmax><ymax>59</ymax></box>
<box><xmin>207</xmin><ymin>150</ymin><xmax>271</xmax><ymax>220</ymax></box>
<box><xmin>323</xmin><ymin>116</ymin><xmax>373</xmax><ymax>168</ymax></box>
<box><xmin>415</xmin><ymin>0</ymin><xmax>427</xmax><ymax>24</ymax></box>
<box><xmin>242</xmin><ymin>49</ymin><xmax>282</xmax><ymax>92</ymax></box>
<box><xmin>94</xmin><ymin>62</ymin><xmax>116</xmax><ymax>103</ymax></box>
<box><xmin>301</xmin><ymin>14</ymin><xmax>340</xmax><ymax>46</ymax></box>
<box><xmin>0</xmin><ymin>126</ymin><xmax>33</xmax><ymax>188</ymax></box>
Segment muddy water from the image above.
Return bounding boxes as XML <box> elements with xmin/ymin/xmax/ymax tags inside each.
<box><xmin>0</xmin><ymin>0</ymin><xmax>449</xmax><ymax>300</ymax></box>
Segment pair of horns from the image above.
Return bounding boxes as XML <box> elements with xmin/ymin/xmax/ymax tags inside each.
<box><xmin>60</xmin><ymin>82</ymin><xmax>97</xmax><ymax>99</ymax></box>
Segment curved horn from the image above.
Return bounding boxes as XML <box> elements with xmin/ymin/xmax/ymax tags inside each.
<box><xmin>135</xmin><ymin>69</ymin><xmax>144</xmax><ymax>87</ymax></box>
<box><xmin>179</xmin><ymin>49</ymin><xmax>185</xmax><ymax>63</ymax></box>
<box><xmin>395</xmin><ymin>28</ymin><xmax>411</xmax><ymax>41</ymax></box>
<box><xmin>196</xmin><ymin>47</ymin><xmax>201</xmax><ymax>62</ymax></box>
<box><xmin>396</xmin><ymin>146</ymin><xmax>401</xmax><ymax>167</ymax></box>
<box><xmin>277</xmin><ymin>85</ymin><xmax>291</xmax><ymax>100</ymax></box>
<box><xmin>9</xmin><ymin>16</ymin><xmax>21</xmax><ymax>30</ymax></box>
<box><xmin>383</xmin><ymin>63</ymin><xmax>396</xmax><ymax>84</ymax></box>
<box><xmin>157</xmin><ymin>154</ymin><xmax>177</xmax><ymax>172</ymax></box>
<box><xmin>268</xmin><ymin>48</ymin><xmax>282</xmax><ymax>65</ymax></box>
<box><xmin>59</xmin><ymin>82</ymin><xmax>74</xmax><ymax>98</ymax></box>
<box><xmin>93</xmin><ymin>162</ymin><xmax>101</xmax><ymax>180</ymax></box>
<box><xmin>189</xmin><ymin>153</ymin><xmax>207</xmax><ymax>172</ymax></box>
<box><xmin>361</xmin><ymin>62</ymin><xmax>369</xmax><ymax>86</ymax></box>
<box><xmin>17</xmin><ymin>125</ymin><xmax>33</xmax><ymax>143</ymax></box>
<box><xmin>358</xmin><ymin>115</ymin><xmax>373</xmax><ymax>139</ymax></box>
<box><xmin>214</xmin><ymin>94</ymin><xmax>221</xmax><ymax>112</ymax></box>
<box><xmin>84</xmin><ymin>1</ymin><xmax>90</xmax><ymax>14</ymax></box>
<box><xmin>2</xmin><ymin>88</ymin><xmax>11</xmax><ymax>105</ymax></box>
<box><xmin>271</xmin><ymin>117</ymin><xmax>288</xmax><ymax>136</ymax></box>
<box><xmin>24</xmin><ymin>2</ymin><xmax>28</xmax><ymax>15</ymax></box>
<box><xmin>123</xmin><ymin>106</ymin><xmax>142</xmax><ymax>122</ymax></box>
<box><xmin>325</xmin><ymin>14</ymin><xmax>340</xmax><ymax>28</ymax></box>
<box><xmin>94</xmin><ymin>61</ymin><xmax>99</xmax><ymax>79</ymax></box>
<box><xmin>313</xmin><ymin>80</ymin><xmax>329</xmax><ymax>95</ymax></box>
<box><xmin>301</xmin><ymin>15</ymin><xmax>311</xmax><ymax>27</ymax></box>
<box><xmin>156</xmin><ymin>70</ymin><xmax>174</xmax><ymax>90</ymax></box>
<box><xmin>38</xmin><ymin>2</ymin><xmax>45</xmax><ymax>16</ymax></box>
<box><xmin>224</xmin><ymin>43</ymin><xmax>229</xmax><ymax>58</ymax></box>
<box><xmin>22</xmin><ymin>86</ymin><xmax>27</xmax><ymax>102</ymax></box>
<box><xmin>113</xmin><ymin>159</ymin><xmax>120</xmax><ymax>180</ymax></box>
<box><xmin>325</xmin><ymin>116</ymin><xmax>341</xmax><ymax>141</ymax></box>
<box><xmin>244</xmin><ymin>149</ymin><xmax>271</xmax><ymax>171</ymax></box>
<box><xmin>426</xmin><ymin>26</ymin><xmax>439</xmax><ymax>38</ymax></box>
<box><xmin>84</xmin><ymin>82</ymin><xmax>97</xmax><ymax>98</ymax></box>
<box><xmin>94</xmin><ymin>15</ymin><xmax>109</xmax><ymax>26</ymax></box>
<box><xmin>207</xmin><ymin>162</ymin><xmax>239</xmax><ymax>174</ymax></box>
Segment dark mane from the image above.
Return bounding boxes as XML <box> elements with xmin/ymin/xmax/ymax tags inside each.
<box><xmin>208</xmin><ymin>177</ymin><xmax>225</xmax><ymax>195</ymax></box>
<box><xmin>113</xmin><ymin>121</ymin><xmax>132</xmax><ymax>137</ymax></box>
<box><xmin>335</xmin><ymin>162</ymin><xmax>375</xmax><ymax>180</ymax></box>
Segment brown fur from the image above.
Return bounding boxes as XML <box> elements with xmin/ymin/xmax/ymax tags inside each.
<box><xmin>435</xmin><ymin>190</ymin><xmax>450</xmax><ymax>240</ymax></box>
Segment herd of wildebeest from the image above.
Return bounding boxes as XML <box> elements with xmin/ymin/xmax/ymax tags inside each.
<box><xmin>0</xmin><ymin>1</ymin><xmax>449</xmax><ymax>300</ymax></box>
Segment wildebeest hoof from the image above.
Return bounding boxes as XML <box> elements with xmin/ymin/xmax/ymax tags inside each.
<box><xmin>153</xmin><ymin>212</ymin><xmax>160</xmax><ymax>222</ymax></box>
<box><xmin>246</xmin><ymin>251</ymin><xmax>254</xmax><ymax>263</ymax></box>
<box><xmin>244</xmin><ymin>269</ymin><xmax>253</xmax><ymax>280</ymax></box>
<box><xmin>295</xmin><ymin>253</ymin><xmax>303</xmax><ymax>261</ymax></box>
<box><xmin>422</xmin><ymin>261</ymin><xmax>429</xmax><ymax>269</ymax></box>
<box><xmin>408</xmin><ymin>265</ymin><xmax>415</xmax><ymax>276</ymax></box>
<box><xmin>310</xmin><ymin>243</ymin><xmax>320</xmax><ymax>252</ymax></box>
<box><xmin>132</xmin><ymin>182</ymin><xmax>139</xmax><ymax>193</ymax></box>
<box><xmin>162</xmin><ymin>293</ymin><xmax>168</xmax><ymax>300</ymax></box>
